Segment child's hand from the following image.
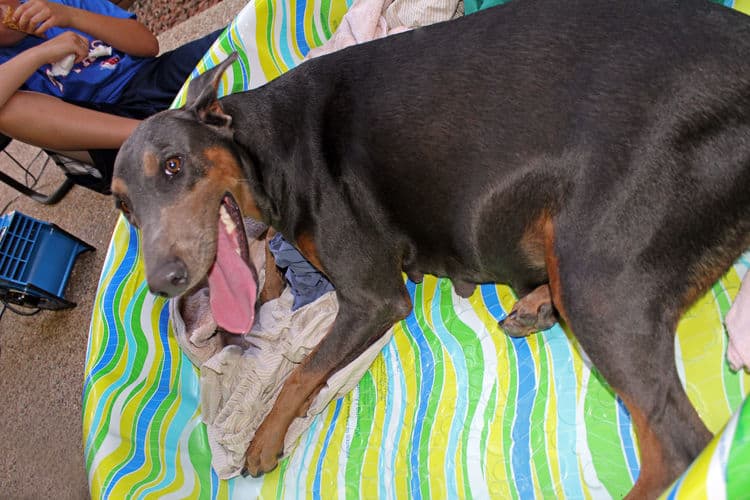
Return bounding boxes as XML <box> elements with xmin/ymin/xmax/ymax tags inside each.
<box><xmin>36</xmin><ymin>31</ymin><xmax>89</xmax><ymax>65</ymax></box>
<box><xmin>13</xmin><ymin>0</ymin><xmax>71</xmax><ymax>38</ymax></box>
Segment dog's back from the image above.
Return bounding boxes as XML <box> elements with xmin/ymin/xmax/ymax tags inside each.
<box><xmin>249</xmin><ymin>0</ymin><xmax>750</xmax><ymax>290</ymax></box>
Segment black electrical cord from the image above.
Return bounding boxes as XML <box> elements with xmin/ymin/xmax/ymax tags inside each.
<box><xmin>0</xmin><ymin>299</ymin><xmax>42</xmax><ymax>318</ymax></box>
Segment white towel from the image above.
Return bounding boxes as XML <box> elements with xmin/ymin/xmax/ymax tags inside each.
<box><xmin>170</xmin><ymin>237</ymin><xmax>392</xmax><ymax>478</ymax></box>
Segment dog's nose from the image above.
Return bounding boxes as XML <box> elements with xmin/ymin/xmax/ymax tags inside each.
<box><xmin>148</xmin><ymin>258</ymin><xmax>189</xmax><ymax>297</ymax></box>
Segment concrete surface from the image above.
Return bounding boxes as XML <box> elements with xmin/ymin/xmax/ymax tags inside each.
<box><xmin>0</xmin><ymin>1</ymin><xmax>245</xmax><ymax>498</ymax></box>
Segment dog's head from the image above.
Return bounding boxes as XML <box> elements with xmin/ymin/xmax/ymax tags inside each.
<box><xmin>112</xmin><ymin>53</ymin><xmax>263</xmax><ymax>333</ymax></box>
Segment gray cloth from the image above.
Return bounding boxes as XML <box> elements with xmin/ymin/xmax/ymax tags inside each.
<box><xmin>268</xmin><ymin>233</ymin><xmax>335</xmax><ymax>310</ymax></box>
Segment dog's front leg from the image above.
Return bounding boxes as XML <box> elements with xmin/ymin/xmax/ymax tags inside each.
<box><xmin>244</xmin><ymin>282</ymin><xmax>412</xmax><ymax>476</ymax></box>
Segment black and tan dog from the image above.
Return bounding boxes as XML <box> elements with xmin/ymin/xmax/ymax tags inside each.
<box><xmin>112</xmin><ymin>0</ymin><xmax>750</xmax><ymax>496</ymax></box>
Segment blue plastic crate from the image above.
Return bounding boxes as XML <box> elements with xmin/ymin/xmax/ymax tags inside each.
<box><xmin>0</xmin><ymin>211</ymin><xmax>94</xmax><ymax>309</ymax></box>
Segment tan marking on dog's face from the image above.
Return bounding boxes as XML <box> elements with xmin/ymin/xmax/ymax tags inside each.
<box><xmin>142</xmin><ymin>151</ymin><xmax>159</xmax><ymax>178</ymax></box>
<box><xmin>145</xmin><ymin>145</ymin><xmax>262</xmax><ymax>294</ymax></box>
<box><xmin>204</xmin><ymin>146</ymin><xmax>262</xmax><ymax>220</ymax></box>
<box><xmin>110</xmin><ymin>177</ymin><xmax>128</xmax><ymax>197</ymax></box>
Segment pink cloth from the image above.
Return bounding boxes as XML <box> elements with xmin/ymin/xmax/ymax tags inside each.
<box><xmin>306</xmin><ymin>0</ymin><xmax>462</xmax><ymax>58</ymax></box>
<box><xmin>725</xmin><ymin>273</ymin><xmax>750</xmax><ymax>372</ymax></box>
<box><xmin>306</xmin><ymin>0</ymin><xmax>409</xmax><ymax>58</ymax></box>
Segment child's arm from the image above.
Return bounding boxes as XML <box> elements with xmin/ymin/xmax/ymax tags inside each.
<box><xmin>13</xmin><ymin>0</ymin><xmax>159</xmax><ymax>57</ymax></box>
<box><xmin>0</xmin><ymin>31</ymin><xmax>89</xmax><ymax>108</ymax></box>
<box><xmin>0</xmin><ymin>90</ymin><xmax>139</xmax><ymax>150</ymax></box>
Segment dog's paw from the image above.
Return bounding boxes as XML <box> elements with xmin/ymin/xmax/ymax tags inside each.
<box><xmin>244</xmin><ymin>425</ymin><xmax>284</xmax><ymax>477</ymax></box>
<box><xmin>499</xmin><ymin>295</ymin><xmax>556</xmax><ymax>337</ymax></box>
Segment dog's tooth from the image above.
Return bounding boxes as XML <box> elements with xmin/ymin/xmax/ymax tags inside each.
<box><xmin>219</xmin><ymin>205</ymin><xmax>237</xmax><ymax>234</ymax></box>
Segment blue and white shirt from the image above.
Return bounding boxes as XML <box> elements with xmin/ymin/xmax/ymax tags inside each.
<box><xmin>0</xmin><ymin>0</ymin><xmax>149</xmax><ymax>104</ymax></box>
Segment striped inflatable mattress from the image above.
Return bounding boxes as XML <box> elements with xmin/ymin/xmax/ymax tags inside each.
<box><xmin>84</xmin><ymin>0</ymin><xmax>750</xmax><ymax>497</ymax></box>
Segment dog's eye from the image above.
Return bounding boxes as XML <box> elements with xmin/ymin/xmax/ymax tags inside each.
<box><xmin>164</xmin><ymin>156</ymin><xmax>183</xmax><ymax>177</ymax></box>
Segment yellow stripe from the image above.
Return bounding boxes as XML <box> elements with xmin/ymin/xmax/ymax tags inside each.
<box><xmin>255</xmin><ymin>0</ymin><xmax>284</xmax><ymax>79</ymax></box>
<box><xmin>328</xmin><ymin>0</ymin><xmax>348</xmax><ymax>34</ymax></box>
<box><xmin>392</xmin><ymin>321</ymin><xmax>417</xmax><ymax>496</ymax></box>
<box><xmin>302</xmin><ymin>0</ymin><xmax>319</xmax><ymax>51</ymax></box>
<box><xmin>428</xmin><ymin>353</ymin><xmax>453</xmax><ymax>499</ymax></box>
<box><xmin>319</xmin><ymin>390</ymin><xmax>350</xmax><ymax>497</ymax></box>
<box><xmin>543</xmin><ymin>341</ymin><xmax>562</xmax><ymax>496</ymax></box>
<box><xmin>677</xmin><ymin>283</ymin><xmax>732</xmax><ymax>431</ymax></box>
<box><xmin>735</xmin><ymin>0</ymin><xmax>750</xmax><ymax>15</ymax></box>
<box><xmin>661</xmin><ymin>432</ymin><xmax>721</xmax><ymax>500</ymax></box>
<box><xmin>473</xmin><ymin>285</ymin><xmax>513</xmax><ymax>497</ymax></box>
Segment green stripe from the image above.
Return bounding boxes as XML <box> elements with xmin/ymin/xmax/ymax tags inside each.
<box><xmin>345</xmin><ymin>373</ymin><xmax>376</xmax><ymax>499</ymax></box>
<box><xmin>440</xmin><ymin>280</ymin><xmax>484</xmax><ymax>498</ymax></box>
<box><xmin>726</xmin><ymin>398</ymin><xmax>750</xmax><ymax>497</ymax></box>
<box><xmin>275</xmin><ymin>452</ymin><xmax>290</xmax><ymax>499</ymax></box>
<box><xmin>188</xmin><ymin>423</ymin><xmax>213</xmax><ymax>499</ymax></box>
<box><xmin>584</xmin><ymin>370</ymin><xmax>632</xmax><ymax>497</ymax></box>
<box><xmin>131</xmin><ymin>332</ymin><xmax>186</xmax><ymax>494</ymax></box>
<box><xmin>82</xmin><ymin>245</ymin><xmax>122</xmax><ymax>408</ymax></box>
<box><xmin>529</xmin><ymin>336</ymin><xmax>553</xmax><ymax>493</ymax></box>
<box><xmin>309</xmin><ymin>9</ymin><xmax>323</xmax><ymax>48</ymax></box>
<box><xmin>85</xmin><ymin>270</ymin><xmax>135</xmax><ymax>472</ymax></box>
<box><xmin>319</xmin><ymin>0</ymin><xmax>333</xmax><ymax>39</ymax></box>
<box><xmin>481</xmin><ymin>383</ymin><xmax>498</xmax><ymax>475</ymax></box>
<box><xmin>101</xmin><ymin>291</ymin><xmax>160</xmax><ymax>491</ymax></box>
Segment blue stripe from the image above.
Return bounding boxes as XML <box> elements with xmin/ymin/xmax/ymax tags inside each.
<box><xmin>84</xmin><ymin>232</ymin><xmax>143</xmax><ymax>463</ymax></box>
<box><xmin>480</xmin><ymin>284</ymin><xmax>507</xmax><ymax>322</ymax></box>
<box><xmin>405</xmin><ymin>279</ymin><xmax>433</xmax><ymax>500</ymax></box>
<box><xmin>84</xmin><ymin>226</ymin><xmax>140</xmax><ymax>456</ymax></box>
<box><xmin>278</xmin><ymin>0</ymin><xmax>297</xmax><ymax>70</ymax></box>
<box><xmin>431</xmin><ymin>280</ymin><xmax>469</xmax><ymax>498</ymax></box>
<box><xmin>294</xmin><ymin>1</ymin><xmax>311</xmax><ymax>56</ymax></box>
<box><xmin>211</xmin><ymin>464</ymin><xmax>220</xmax><ymax>500</ymax></box>
<box><xmin>617</xmin><ymin>397</ymin><xmax>640</xmax><ymax>483</ymax></box>
<box><xmin>509</xmin><ymin>335</ymin><xmax>536</xmax><ymax>498</ymax></box>
<box><xmin>666</xmin><ymin>474</ymin><xmax>685</xmax><ymax>500</ymax></box>
<box><xmin>546</xmin><ymin>327</ymin><xmax>585</xmax><ymax>499</ymax></box>
<box><xmin>83</xmin><ymin>223</ymin><xmax>139</xmax><ymax>392</ymax></box>
<box><xmin>380</xmin><ymin>340</ymin><xmax>406</xmax><ymax>498</ymax></box>
<box><xmin>296</xmin><ymin>411</ymin><xmax>323</xmax><ymax>499</ymax></box>
<box><xmin>313</xmin><ymin>399</ymin><xmax>343</xmax><ymax>499</ymax></box>
<box><xmin>104</xmin><ymin>297</ymin><xmax>173</xmax><ymax>499</ymax></box>
<box><xmin>139</xmin><ymin>348</ymin><xmax>200</xmax><ymax>498</ymax></box>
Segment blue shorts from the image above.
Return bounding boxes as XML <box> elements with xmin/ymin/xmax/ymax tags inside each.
<box><xmin>84</xmin><ymin>28</ymin><xmax>223</xmax><ymax>119</ymax></box>
<box><xmin>71</xmin><ymin>28</ymin><xmax>223</xmax><ymax>193</ymax></box>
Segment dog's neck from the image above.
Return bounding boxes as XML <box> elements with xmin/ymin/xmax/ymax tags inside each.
<box><xmin>220</xmin><ymin>82</ymin><xmax>312</xmax><ymax>168</ymax></box>
<box><xmin>218</xmin><ymin>84</ymin><xmax>318</xmax><ymax>231</ymax></box>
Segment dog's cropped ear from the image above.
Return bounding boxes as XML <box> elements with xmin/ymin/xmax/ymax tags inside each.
<box><xmin>185</xmin><ymin>52</ymin><xmax>239</xmax><ymax>129</ymax></box>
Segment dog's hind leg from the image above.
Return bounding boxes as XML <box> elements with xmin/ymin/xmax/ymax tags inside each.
<box><xmin>244</xmin><ymin>270</ymin><xmax>412</xmax><ymax>476</ymax></box>
<box><xmin>545</xmin><ymin>222</ymin><xmax>712</xmax><ymax>499</ymax></box>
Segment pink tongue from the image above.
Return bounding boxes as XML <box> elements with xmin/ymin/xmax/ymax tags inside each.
<box><xmin>208</xmin><ymin>217</ymin><xmax>257</xmax><ymax>334</ymax></box>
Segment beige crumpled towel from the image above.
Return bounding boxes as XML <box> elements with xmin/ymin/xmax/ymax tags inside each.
<box><xmin>170</xmin><ymin>232</ymin><xmax>393</xmax><ymax>479</ymax></box>
<box><xmin>306</xmin><ymin>0</ymin><xmax>463</xmax><ymax>58</ymax></box>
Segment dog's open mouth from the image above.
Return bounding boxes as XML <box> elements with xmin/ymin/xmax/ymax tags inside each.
<box><xmin>207</xmin><ymin>194</ymin><xmax>257</xmax><ymax>334</ymax></box>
